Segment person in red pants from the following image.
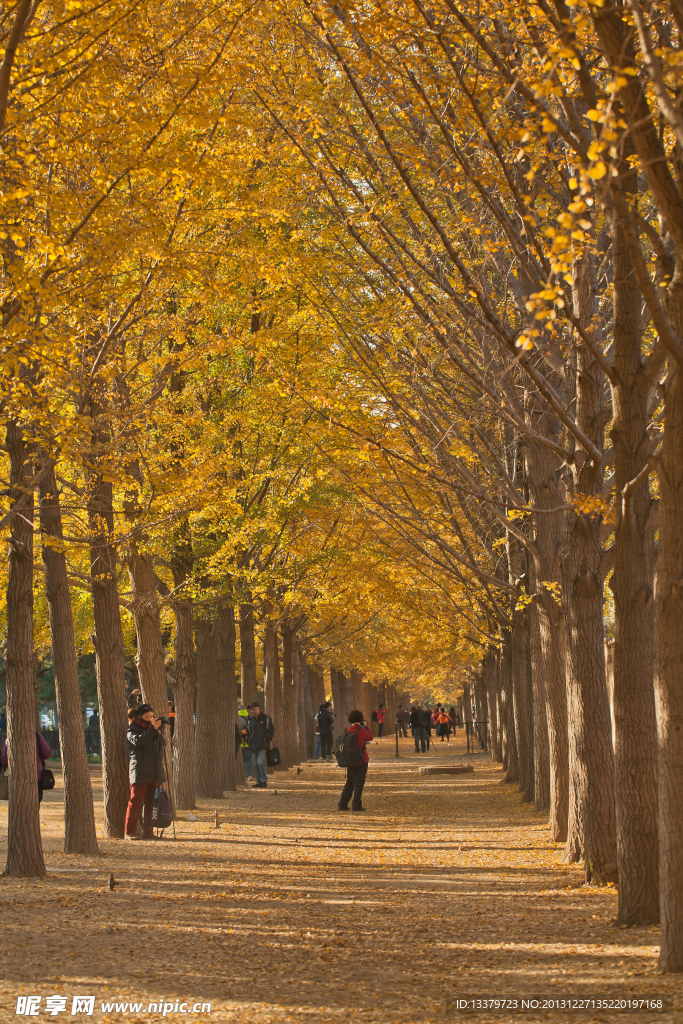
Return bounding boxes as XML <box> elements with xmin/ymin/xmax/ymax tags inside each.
<box><xmin>124</xmin><ymin>704</ymin><xmax>163</xmax><ymax>841</ymax></box>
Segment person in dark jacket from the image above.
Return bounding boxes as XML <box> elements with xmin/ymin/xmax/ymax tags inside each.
<box><xmin>316</xmin><ymin>702</ymin><xmax>335</xmax><ymax>761</ymax></box>
<box><xmin>246</xmin><ymin>702</ymin><xmax>274</xmax><ymax>788</ymax></box>
<box><xmin>1</xmin><ymin>731</ymin><xmax>52</xmax><ymax>803</ymax></box>
<box><xmin>337</xmin><ymin>710</ymin><xmax>373</xmax><ymax>812</ymax></box>
<box><xmin>423</xmin><ymin>704</ymin><xmax>433</xmax><ymax>750</ymax></box>
<box><xmin>410</xmin><ymin>706</ymin><xmax>427</xmax><ymax>753</ymax></box>
<box><xmin>124</xmin><ymin>704</ymin><xmax>163</xmax><ymax>840</ymax></box>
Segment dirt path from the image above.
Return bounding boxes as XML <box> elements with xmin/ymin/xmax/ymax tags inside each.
<box><xmin>0</xmin><ymin>735</ymin><xmax>680</xmax><ymax>1023</ymax></box>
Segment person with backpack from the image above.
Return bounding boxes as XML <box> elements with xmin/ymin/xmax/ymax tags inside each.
<box><xmin>410</xmin><ymin>705</ymin><xmax>427</xmax><ymax>752</ymax></box>
<box><xmin>316</xmin><ymin>702</ymin><xmax>335</xmax><ymax>761</ymax></box>
<box><xmin>124</xmin><ymin>703</ymin><xmax>164</xmax><ymax>840</ymax></box>
<box><xmin>336</xmin><ymin>710</ymin><xmax>373</xmax><ymax>811</ymax></box>
<box><xmin>246</xmin><ymin>702</ymin><xmax>275</xmax><ymax>788</ymax></box>
<box><xmin>375</xmin><ymin>704</ymin><xmax>386</xmax><ymax>738</ymax></box>
<box><xmin>1</xmin><ymin>730</ymin><xmax>53</xmax><ymax>803</ymax></box>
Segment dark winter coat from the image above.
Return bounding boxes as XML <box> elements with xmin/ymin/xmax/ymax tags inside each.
<box><xmin>410</xmin><ymin>709</ymin><xmax>427</xmax><ymax>729</ymax></box>
<box><xmin>246</xmin><ymin>712</ymin><xmax>274</xmax><ymax>752</ymax></box>
<box><xmin>316</xmin><ymin>708</ymin><xmax>334</xmax><ymax>734</ymax></box>
<box><xmin>127</xmin><ymin>720</ymin><xmax>163</xmax><ymax>784</ymax></box>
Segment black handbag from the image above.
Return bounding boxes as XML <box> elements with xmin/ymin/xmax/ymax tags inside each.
<box><xmin>37</xmin><ymin>735</ymin><xmax>55</xmax><ymax>790</ymax></box>
<box><xmin>265</xmin><ymin>746</ymin><xmax>281</xmax><ymax>767</ymax></box>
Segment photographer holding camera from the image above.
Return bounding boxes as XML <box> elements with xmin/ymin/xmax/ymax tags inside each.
<box><xmin>124</xmin><ymin>704</ymin><xmax>165</xmax><ymax>840</ymax></box>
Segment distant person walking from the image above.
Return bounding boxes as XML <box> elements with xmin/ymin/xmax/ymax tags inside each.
<box><xmin>395</xmin><ymin>705</ymin><xmax>408</xmax><ymax>738</ymax></box>
<box><xmin>436</xmin><ymin>707</ymin><xmax>453</xmax><ymax>742</ymax></box>
<box><xmin>423</xmin><ymin>705</ymin><xmax>433</xmax><ymax>750</ymax></box>
<box><xmin>410</xmin><ymin>705</ymin><xmax>427</xmax><ymax>753</ymax></box>
<box><xmin>1</xmin><ymin>731</ymin><xmax>53</xmax><ymax>803</ymax></box>
<box><xmin>316</xmin><ymin>702</ymin><xmax>335</xmax><ymax>761</ymax></box>
<box><xmin>375</xmin><ymin>704</ymin><xmax>386</xmax><ymax>738</ymax></box>
<box><xmin>246</xmin><ymin>702</ymin><xmax>274</xmax><ymax>788</ymax></box>
<box><xmin>337</xmin><ymin>711</ymin><xmax>373</xmax><ymax>812</ymax></box>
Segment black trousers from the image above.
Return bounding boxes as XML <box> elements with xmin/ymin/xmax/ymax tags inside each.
<box><xmin>320</xmin><ymin>731</ymin><xmax>334</xmax><ymax>758</ymax></box>
<box><xmin>339</xmin><ymin>763</ymin><xmax>368</xmax><ymax>809</ymax></box>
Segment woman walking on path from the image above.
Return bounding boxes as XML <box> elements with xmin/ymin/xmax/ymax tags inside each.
<box><xmin>1</xmin><ymin>731</ymin><xmax>52</xmax><ymax>803</ymax></box>
<box><xmin>436</xmin><ymin>708</ymin><xmax>453</xmax><ymax>742</ymax></box>
<box><xmin>337</xmin><ymin>711</ymin><xmax>373</xmax><ymax>812</ymax></box>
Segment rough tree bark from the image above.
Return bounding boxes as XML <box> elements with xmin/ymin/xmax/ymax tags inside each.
<box><xmin>5</xmin><ymin>424</ymin><xmax>45</xmax><ymax>877</ymax></box>
<box><xmin>302</xmin><ymin>655</ymin><xmax>316</xmax><ymax>759</ymax></box>
<box><xmin>87</xmin><ymin>462</ymin><xmax>129</xmax><ymax>838</ymax></box>
<box><xmin>588</xmin><ymin>0</ymin><xmax>683</xmax><ymax>959</ymax></box>
<box><xmin>217</xmin><ymin>603</ymin><xmax>237</xmax><ymax>793</ymax></box>
<box><xmin>511</xmin><ymin>608</ymin><xmax>534</xmax><ymax>801</ymax></box>
<box><xmin>171</xmin><ymin>539</ymin><xmax>196</xmax><ymax>811</ymax></box>
<box><xmin>499</xmin><ymin>633</ymin><xmax>519</xmax><ymax>783</ymax></box>
<box><xmin>330</xmin><ymin>668</ymin><xmax>346</xmax><ymax>733</ymax></box>
<box><xmin>485</xmin><ymin>649</ymin><xmax>501</xmax><ymax>763</ymax></box>
<box><xmin>194</xmin><ymin>615</ymin><xmax>223</xmax><ymax>798</ymax></box>
<box><xmin>239</xmin><ymin>597</ymin><xmax>257</xmax><ymax>706</ymax></box>
<box><xmin>280</xmin><ymin>621</ymin><xmax>298</xmax><ymax>766</ymax></box>
<box><xmin>125</xmin><ymin>546</ymin><xmax>168</xmax><ymax>715</ymax></box>
<box><xmin>525</xmin><ymin>412</ymin><xmax>568</xmax><ymax>836</ymax></box>
<box><xmin>263</xmin><ymin>610</ymin><xmax>284</xmax><ymax>765</ymax></box>
<box><xmin>292</xmin><ymin>635</ymin><xmax>307</xmax><ymax>764</ymax></box>
<box><xmin>601</xmin><ymin>147</ymin><xmax>659</xmax><ymax>925</ymax></box>
<box><xmin>38</xmin><ymin>464</ymin><xmax>98</xmax><ymax>855</ymax></box>
<box><xmin>562</xmin><ymin>266</ymin><xmax>617</xmax><ymax>883</ymax></box>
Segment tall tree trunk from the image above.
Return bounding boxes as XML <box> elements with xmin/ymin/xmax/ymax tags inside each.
<box><xmin>38</xmin><ymin>464</ymin><xmax>98</xmax><ymax>855</ymax></box>
<box><xmin>5</xmin><ymin>424</ymin><xmax>45</xmax><ymax>877</ymax></box>
<box><xmin>485</xmin><ymin>649</ymin><xmax>501</xmax><ymax>763</ymax></box>
<box><xmin>280</xmin><ymin>623</ymin><xmax>298</xmax><ymax>766</ymax></box>
<box><xmin>125</xmin><ymin>543</ymin><xmax>174</xmax><ymax>806</ymax></box>
<box><xmin>125</xmin><ymin>546</ymin><xmax>168</xmax><ymax>715</ymax></box>
<box><xmin>292</xmin><ymin>635</ymin><xmax>307</xmax><ymax>764</ymax></box>
<box><xmin>194</xmin><ymin>615</ymin><xmax>223</xmax><ymax>798</ymax></box>
<box><xmin>217</xmin><ymin>603</ymin><xmax>237</xmax><ymax>793</ymax></box>
<box><xmin>499</xmin><ymin>633</ymin><xmax>519</xmax><ymax>782</ymax></box>
<box><xmin>653</xmin><ymin>344</ymin><xmax>683</xmax><ymax>967</ymax></box>
<box><xmin>263</xmin><ymin>612</ymin><xmax>284</xmax><ymax>764</ymax></box>
<box><xmin>525</xmin><ymin>375</ymin><xmax>570</xmax><ymax>837</ymax></box>
<box><xmin>88</xmin><ymin>467</ymin><xmax>129</xmax><ymax>838</ymax></box>
<box><xmin>539</xmin><ymin>604</ymin><xmax>569</xmax><ymax>841</ymax></box>
<box><xmin>171</xmin><ymin>536</ymin><xmax>196</xmax><ymax>810</ymax></box>
<box><xmin>239</xmin><ymin>598</ymin><xmax>257</xmax><ymax>705</ymax></box>
<box><xmin>562</xmin><ymin>264</ymin><xmax>617</xmax><ymax>883</ymax></box>
<box><xmin>608</xmin><ymin>158</ymin><xmax>659</xmax><ymax>925</ymax></box>
<box><xmin>330</xmin><ymin>667</ymin><xmax>346</xmax><ymax>734</ymax></box>
<box><xmin>511</xmin><ymin>610</ymin><xmax>534</xmax><ymax>801</ymax></box>
<box><xmin>528</xmin><ymin>600</ymin><xmax>551</xmax><ymax>812</ymax></box>
<box><xmin>302</xmin><ymin>655</ymin><xmax>316</xmax><ymax>758</ymax></box>
<box><xmin>351</xmin><ymin>669</ymin><xmax>364</xmax><ymax>714</ymax></box>
<box><xmin>586</xmin><ymin>1</ymin><xmax>682</xmax><ymax>962</ymax></box>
